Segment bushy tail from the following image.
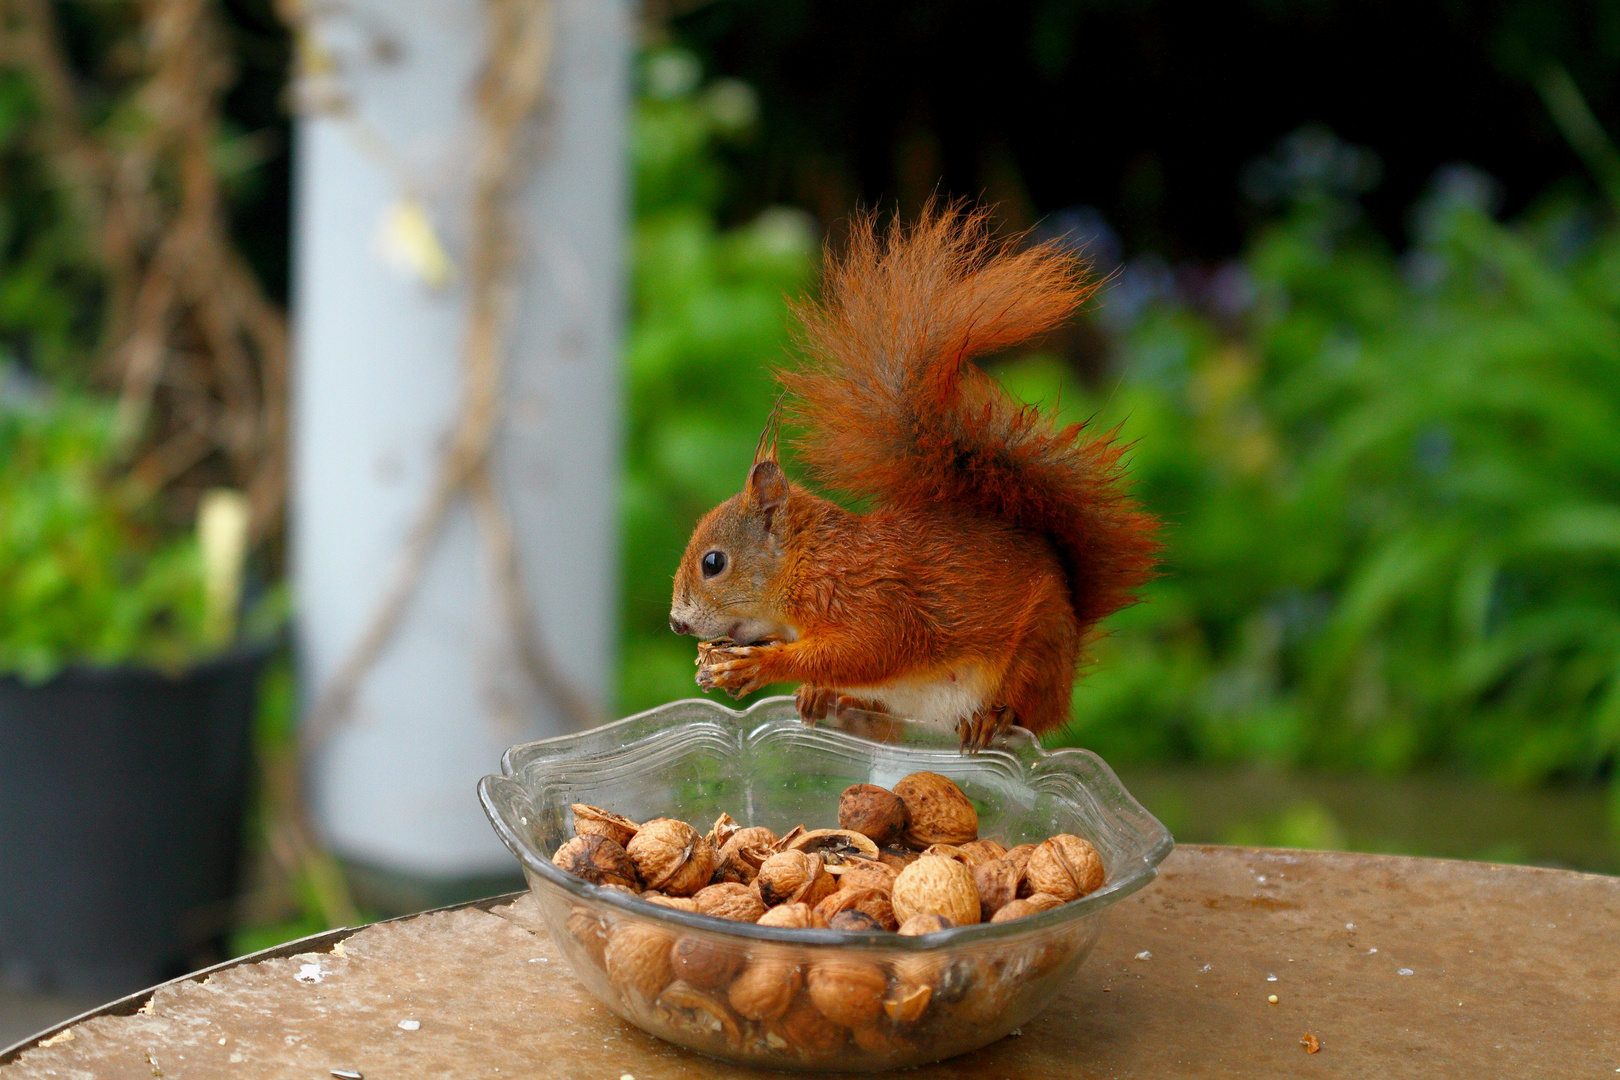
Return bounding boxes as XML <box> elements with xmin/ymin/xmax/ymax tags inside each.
<box><xmin>780</xmin><ymin>205</ymin><xmax>1159</xmax><ymax>630</ymax></box>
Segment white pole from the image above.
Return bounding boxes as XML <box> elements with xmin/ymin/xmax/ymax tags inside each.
<box><xmin>291</xmin><ymin>0</ymin><xmax>626</xmax><ymax>880</ymax></box>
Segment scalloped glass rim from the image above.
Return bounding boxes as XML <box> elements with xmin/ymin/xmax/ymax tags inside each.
<box><xmin>479</xmin><ymin>695</ymin><xmax>1174</xmax><ymax>949</ymax></box>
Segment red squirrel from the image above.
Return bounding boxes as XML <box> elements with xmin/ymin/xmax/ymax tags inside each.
<box><xmin>669</xmin><ymin>206</ymin><xmax>1159</xmax><ymax>749</ymax></box>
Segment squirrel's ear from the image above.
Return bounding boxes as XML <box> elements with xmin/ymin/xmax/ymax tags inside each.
<box><xmin>747</xmin><ymin>460</ymin><xmax>789</xmax><ymax>515</ymax></box>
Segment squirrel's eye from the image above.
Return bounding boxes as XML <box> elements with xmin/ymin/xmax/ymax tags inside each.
<box><xmin>701</xmin><ymin>550</ymin><xmax>727</xmax><ymax>578</ymax></box>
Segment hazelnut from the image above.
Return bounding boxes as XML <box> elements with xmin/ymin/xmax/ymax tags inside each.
<box><xmin>756</xmin><ymin>901</ymin><xmax>819</xmax><ymax>930</ymax></box>
<box><xmin>897</xmin><ymin>912</ymin><xmax>955</xmax><ymax>936</ymax></box>
<box><xmin>891</xmin><ymin>855</ymin><xmax>981</xmax><ymax>926</ymax></box>
<box><xmin>893</xmin><ymin>772</ymin><xmax>978</xmax><ymax>848</ymax></box>
<box><xmin>1024</xmin><ymin>834</ymin><xmax>1105</xmax><ymax>901</ymax></box>
<box><xmin>834</xmin><ymin>858</ymin><xmax>898</xmax><ymax>895</ymax></box>
<box><xmin>570</xmin><ymin>803</ymin><xmax>639</xmax><ymax>847</ymax></box>
<box><xmin>827</xmin><ymin>909</ymin><xmax>884</xmax><ymax>933</ymax></box>
<box><xmin>693</xmin><ymin>882</ymin><xmax>767</xmax><ymax>922</ymax></box>
<box><xmin>807</xmin><ymin>959</ymin><xmax>888</xmax><ymax>1027</ymax></box>
<box><xmin>670</xmin><ymin>936</ymin><xmax>743</xmax><ymax>990</ymax></box>
<box><xmin>972</xmin><ymin>857</ymin><xmax>1020</xmax><ymax>921</ymax></box>
<box><xmin>715</xmin><ymin>826</ymin><xmax>777</xmax><ymax>884</ymax></box>
<box><xmin>626</xmin><ymin>818</ymin><xmax>716</xmax><ymax>896</ymax></box>
<box><xmin>755</xmin><ymin>850</ymin><xmax>835</xmax><ymax>908</ymax></box>
<box><xmin>837</xmin><ymin>784</ymin><xmax>908</xmax><ymax>846</ymax></box>
<box><xmin>728</xmin><ymin>958</ymin><xmax>801</xmax><ymax>1021</ymax></box>
<box><xmin>604</xmin><ymin>923</ymin><xmax>673</xmax><ymax>999</ymax></box>
<box><xmin>552</xmin><ymin>835</ymin><xmax>640</xmax><ymax>890</ymax></box>
<box><xmin>990</xmin><ymin>893</ymin><xmax>1065</xmax><ymax>923</ymax></box>
<box><xmin>814</xmin><ymin>887</ymin><xmax>898</xmax><ymax>931</ymax></box>
<box><xmin>774</xmin><ymin>995</ymin><xmax>848</xmax><ymax>1056</ymax></box>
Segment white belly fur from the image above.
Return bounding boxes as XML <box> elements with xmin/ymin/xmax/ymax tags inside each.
<box><xmin>836</xmin><ymin>666</ymin><xmax>994</xmax><ymax>730</ymax></box>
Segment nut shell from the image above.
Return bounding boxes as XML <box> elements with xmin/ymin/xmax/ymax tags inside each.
<box><xmin>891</xmin><ymin>854</ymin><xmax>981</xmax><ymax>926</ymax></box>
<box><xmin>1024</xmin><ymin>833</ymin><xmax>1105</xmax><ymax>901</ymax></box>
<box><xmin>826</xmin><ymin>909</ymin><xmax>884</xmax><ymax>932</ymax></box>
<box><xmin>626</xmin><ymin>818</ymin><xmax>716</xmax><ymax>896</ymax></box>
<box><xmin>813</xmin><ymin>886</ymin><xmax>897</xmax><ymax>931</ymax></box>
<box><xmin>990</xmin><ymin>893</ymin><xmax>1066</xmax><ymax>923</ymax></box>
<box><xmin>754</xmin><ymin>850</ymin><xmax>835</xmax><ymax>908</ymax></box>
<box><xmin>837</xmin><ymin>784</ymin><xmax>909</xmax><ymax>846</ymax></box>
<box><xmin>604</xmin><ymin>923</ymin><xmax>674</xmax><ymax>999</ymax></box>
<box><xmin>670</xmin><ymin>936</ymin><xmax>744</xmax><ymax>990</ymax></box>
<box><xmin>714</xmin><ymin>826</ymin><xmax>777</xmax><ymax>884</ymax></box>
<box><xmin>833</xmin><ymin>858</ymin><xmax>898</xmax><ymax>894</ymax></box>
<box><xmin>896</xmin><ymin>912</ymin><xmax>955</xmax><ymax>936</ymax></box>
<box><xmin>775</xmin><ymin>995</ymin><xmax>848</xmax><ymax>1056</ymax></box>
<box><xmin>756</xmin><ymin>902</ymin><xmax>821</xmax><ymax>930</ymax></box>
<box><xmin>693</xmin><ymin>882</ymin><xmax>767</xmax><ymax>922</ymax></box>
<box><xmin>788</xmin><ymin>828</ymin><xmax>881</xmax><ymax>869</ymax></box>
<box><xmin>972</xmin><ymin>857</ymin><xmax>1021</xmax><ymax>921</ymax></box>
<box><xmin>728</xmin><ymin>958</ymin><xmax>801</xmax><ymax>1021</ymax></box>
<box><xmin>552</xmin><ymin>835</ymin><xmax>640</xmax><ymax>890</ymax></box>
<box><xmin>958</xmin><ymin>839</ymin><xmax>1010</xmax><ymax>864</ymax></box>
<box><xmin>807</xmin><ymin>959</ymin><xmax>888</xmax><ymax>1027</ymax></box>
<box><xmin>893</xmin><ymin>772</ymin><xmax>978</xmax><ymax>848</ymax></box>
<box><xmin>570</xmin><ymin>804</ymin><xmax>640</xmax><ymax>847</ymax></box>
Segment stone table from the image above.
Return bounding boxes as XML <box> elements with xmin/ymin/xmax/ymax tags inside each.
<box><xmin>3</xmin><ymin>846</ymin><xmax>1616</xmax><ymax>1078</ymax></box>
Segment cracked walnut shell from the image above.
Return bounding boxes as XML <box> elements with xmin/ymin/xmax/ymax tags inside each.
<box><xmin>552</xmin><ymin>835</ymin><xmax>640</xmax><ymax>891</ymax></box>
<box><xmin>715</xmin><ymin>826</ymin><xmax>777</xmax><ymax>884</ymax></box>
<box><xmin>1024</xmin><ymin>833</ymin><xmax>1105</xmax><ymax>901</ymax></box>
<box><xmin>693</xmin><ymin>882</ymin><xmax>768</xmax><ymax>922</ymax></box>
<box><xmin>626</xmin><ymin>818</ymin><xmax>716</xmax><ymax>896</ymax></box>
<box><xmin>891</xmin><ymin>854</ymin><xmax>981</xmax><ymax>926</ymax></box>
<box><xmin>570</xmin><ymin>803</ymin><xmax>639</xmax><ymax>847</ymax></box>
<box><xmin>754</xmin><ymin>850</ymin><xmax>835</xmax><ymax>908</ymax></box>
<box><xmin>892</xmin><ymin>772</ymin><xmax>978</xmax><ymax>848</ymax></box>
<box><xmin>813</xmin><ymin>886</ymin><xmax>897</xmax><ymax>931</ymax></box>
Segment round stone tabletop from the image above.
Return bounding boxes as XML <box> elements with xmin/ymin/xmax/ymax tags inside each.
<box><xmin>4</xmin><ymin>845</ymin><xmax>1617</xmax><ymax>1077</ymax></box>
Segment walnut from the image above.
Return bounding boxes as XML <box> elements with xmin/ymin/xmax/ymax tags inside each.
<box><xmin>832</xmin><ymin>858</ymin><xmax>897</xmax><ymax>895</ymax></box>
<box><xmin>813</xmin><ymin>886</ymin><xmax>898</xmax><ymax>931</ymax></box>
<box><xmin>570</xmin><ymin>803</ymin><xmax>639</xmax><ymax>847</ymax></box>
<box><xmin>883</xmin><ymin>981</ymin><xmax>932</xmax><ymax>1023</ymax></box>
<box><xmin>625</xmin><ymin>818</ymin><xmax>715</xmax><ymax>896</ymax></box>
<box><xmin>951</xmin><ymin>965</ymin><xmax>1017</xmax><ymax>1024</ymax></box>
<box><xmin>826</xmin><ymin>909</ymin><xmax>884</xmax><ymax>932</ymax></box>
<box><xmin>896</xmin><ymin>912</ymin><xmax>955</xmax><ymax>936</ymax></box>
<box><xmin>852</xmin><ymin>1019</ymin><xmax>915</xmax><ymax>1057</ymax></box>
<box><xmin>990</xmin><ymin>892</ymin><xmax>1065</xmax><ymax>923</ymax></box>
<box><xmin>1005</xmin><ymin>843</ymin><xmax>1037</xmax><ymax>893</ymax></box>
<box><xmin>807</xmin><ymin>959</ymin><xmax>888</xmax><ymax>1027</ymax></box>
<box><xmin>706</xmin><ymin>811</ymin><xmax>740</xmax><ymax>850</ymax></box>
<box><xmin>919</xmin><ymin>844</ymin><xmax>977</xmax><ymax>867</ymax></box>
<box><xmin>566</xmin><ymin>907</ymin><xmax>609</xmax><ymax>967</ymax></box>
<box><xmin>959</xmin><ymin>839</ymin><xmax>1009</xmax><ymax>864</ymax></box>
<box><xmin>755</xmin><ymin>901</ymin><xmax>831</xmax><ymax>930</ymax></box>
<box><xmin>1024</xmin><ymin>833</ymin><xmax>1105</xmax><ymax>901</ymax></box>
<box><xmin>891</xmin><ymin>855</ymin><xmax>981</xmax><ymax>926</ymax></box>
<box><xmin>755</xmin><ymin>850</ymin><xmax>835</xmax><ymax>908</ymax></box>
<box><xmin>551</xmin><ymin>835</ymin><xmax>640</xmax><ymax>890</ymax></box>
<box><xmin>656</xmin><ymin>981</ymin><xmax>744</xmax><ymax>1047</ymax></box>
<box><xmin>641</xmin><ymin>892</ymin><xmax>700</xmax><ymax>912</ymax></box>
<box><xmin>604</xmin><ymin>923</ymin><xmax>673</xmax><ymax>1000</ymax></box>
<box><xmin>893</xmin><ymin>772</ymin><xmax>978</xmax><ymax>848</ymax></box>
<box><xmin>728</xmin><ymin>957</ymin><xmax>801</xmax><ymax>1021</ymax></box>
<box><xmin>972</xmin><ymin>857</ymin><xmax>1020</xmax><ymax>921</ymax></box>
<box><xmin>837</xmin><ymin>783</ymin><xmax>908</xmax><ymax>846</ymax></box>
<box><xmin>787</xmin><ymin>828</ymin><xmax>880</xmax><ymax>869</ymax></box>
<box><xmin>714</xmin><ymin>826</ymin><xmax>777</xmax><ymax>884</ymax></box>
<box><xmin>773</xmin><ymin>995</ymin><xmax>848</xmax><ymax>1056</ymax></box>
<box><xmin>670</xmin><ymin>936</ymin><xmax>743</xmax><ymax>990</ymax></box>
<box><xmin>891</xmin><ymin>952</ymin><xmax>972</xmax><ymax>1005</ymax></box>
<box><xmin>877</xmin><ymin>846</ymin><xmax>920</xmax><ymax>872</ymax></box>
<box><xmin>693</xmin><ymin>882</ymin><xmax>767</xmax><ymax>922</ymax></box>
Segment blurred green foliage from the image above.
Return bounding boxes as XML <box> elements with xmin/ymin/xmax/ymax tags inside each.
<box><xmin>618</xmin><ymin>52</ymin><xmax>1620</xmax><ymax>828</ymax></box>
<box><xmin>0</xmin><ymin>392</ymin><xmax>210</xmax><ymax>680</ymax></box>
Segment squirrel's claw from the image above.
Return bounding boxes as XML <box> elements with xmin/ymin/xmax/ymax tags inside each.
<box><xmin>697</xmin><ymin>644</ymin><xmax>773</xmax><ymax>698</ymax></box>
<box><xmin>958</xmin><ymin>704</ymin><xmax>1017</xmax><ymax>753</ymax></box>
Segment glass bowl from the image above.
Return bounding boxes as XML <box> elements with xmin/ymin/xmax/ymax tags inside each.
<box><xmin>478</xmin><ymin>696</ymin><xmax>1173</xmax><ymax>1071</ymax></box>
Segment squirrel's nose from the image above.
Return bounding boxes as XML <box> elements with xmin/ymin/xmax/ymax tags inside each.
<box><xmin>670</xmin><ymin>616</ymin><xmax>691</xmax><ymax>636</ymax></box>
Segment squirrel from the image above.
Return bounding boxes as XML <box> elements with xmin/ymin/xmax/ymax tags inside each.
<box><xmin>668</xmin><ymin>205</ymin><xmax>1159</xmax><ymax>749</ymax></box>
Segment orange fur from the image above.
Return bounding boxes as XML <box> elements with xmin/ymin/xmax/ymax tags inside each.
<box><xmin>671</xmin><ymin>205</ymin><xmax>1159</xmax><ymax>745</ymax></box>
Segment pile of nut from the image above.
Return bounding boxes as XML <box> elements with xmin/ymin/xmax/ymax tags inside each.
<box><xmin>548</xmin><ymin>772</ymin><xmax>1106</xmax><ymax>1063</ymax></box>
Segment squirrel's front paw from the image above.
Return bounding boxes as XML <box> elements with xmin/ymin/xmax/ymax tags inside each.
<box><xmin>696</xmin><ymin>644</ymin><xmax>773</xmax><ymax>698</ymax></box>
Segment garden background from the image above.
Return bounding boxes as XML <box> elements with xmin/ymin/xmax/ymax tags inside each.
<box><xmin>1</xmin><ymin>0</ymin><xmax>1618</xmax><ymax>979</ymax></box>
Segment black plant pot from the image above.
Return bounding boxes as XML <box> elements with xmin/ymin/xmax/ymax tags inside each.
<box><xmin>0</xmin><ymin>650</ymin><xmax>266</xmax><ymax>997</ymax></box>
